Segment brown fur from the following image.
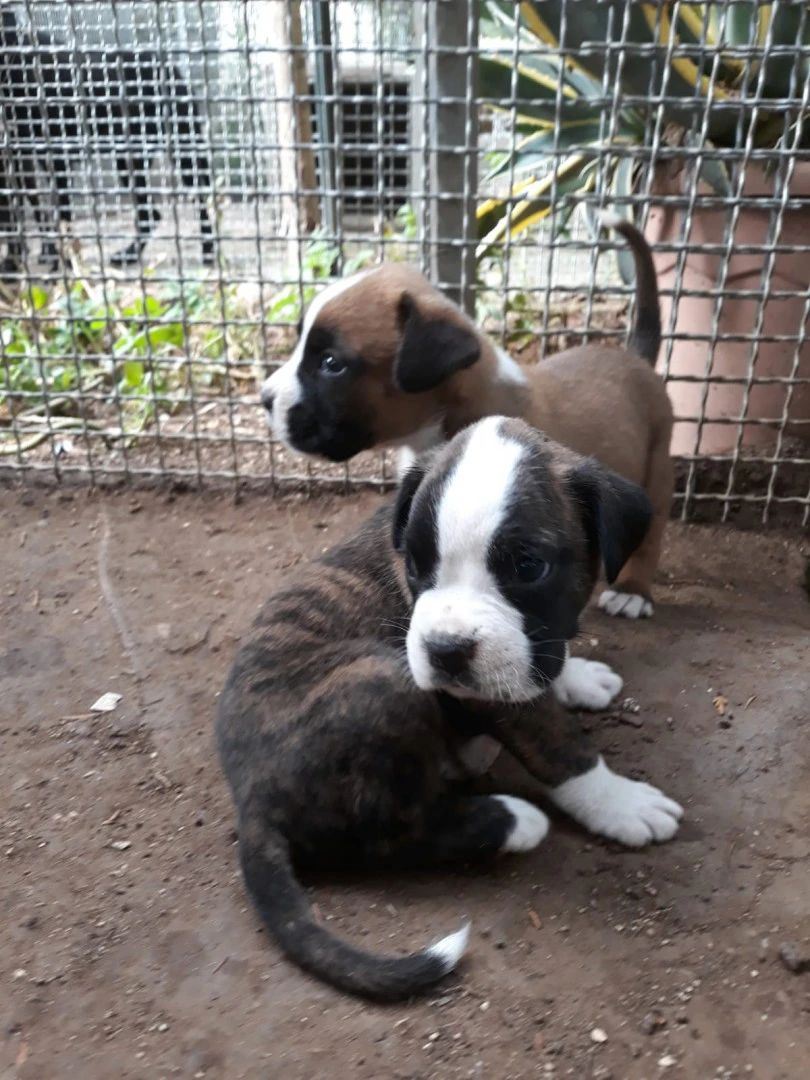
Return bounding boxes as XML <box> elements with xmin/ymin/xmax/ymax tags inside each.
<box><xmin>316</xmin><ymin>263</ymin><xmax>532</xmax><ymax>446</ymax></box>
<box><xmin>266</xmin><ymin>221</ymin><xmax>671</xmax><ymax>605</ymax></box>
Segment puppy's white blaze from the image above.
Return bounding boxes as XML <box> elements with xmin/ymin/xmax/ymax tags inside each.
<box><xmin>426</xmin><ymin>922</ymin><xmax>471</xmax><ymax>972</ymax></box>
<box><xmin>261</xmin><ymin>269</ymin><xmax>375</xmax><ymax>446</ymax></box>
<box><xmin>435</xmin><ymin>416</ymin><xmax>522</xmax><ymax>581</ymax></box>
<box><xmin>550</xmin><ymin>756</ymin><xmax>684</xmax><ymax>848</ymax></box>
<box><xmin>408</xmin><ymin>417</ymin><xmax>537</xmax><ymax>701</ymax></box>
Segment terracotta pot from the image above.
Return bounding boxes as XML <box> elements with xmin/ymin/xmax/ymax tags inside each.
<box><xmin>645</xmin><ymin>161</ymin><xmax>810</xmax><ymax>456</ymax></box>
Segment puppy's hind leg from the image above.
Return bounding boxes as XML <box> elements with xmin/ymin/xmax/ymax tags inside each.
<box><xmin>599</xmin><ymin>437</ymin><xmax>674</xmax><ymax>620</ymax></box>
<box><xmin>410</xmin><ymin>794</ymin><xmax>549</xmax><ymax>866</ymax></box>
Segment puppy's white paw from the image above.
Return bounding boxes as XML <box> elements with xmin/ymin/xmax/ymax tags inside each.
<box><xmin>598</xmin><ymin>589</ymin><xmax>653</xmax><ymax>620</ymax></box>
<box><xmin>457</xmin><ymin>735</ymin><xmax>502</xmax><ymax>777</ymax></box>
<box><xmin>554</xmin><ymin>656</ymin><xmax>623</xmax><ymax>711</ymax></box>
<box><xmin>492</xmin><ymin>795</ymin><xmax>550</xmax><ymax>853</ymax></box>
<box><xmin>550</xmin><ymin>758</ymin><xmax>683</xmax><ymax>847</ymax></box>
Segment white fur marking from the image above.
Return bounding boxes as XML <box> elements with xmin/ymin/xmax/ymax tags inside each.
<box><xmin>554</xmin><ymin>656</ymin><xmax>623</xmax><ymax>711</ymax></box>
<box><xmin>596</xmin><ymin>210</ymin><xmax>628</xmax><ymax>232</ymax></box>
<box><xmin>396</xmin><ymin>446</ymin><xmax>417</xmax><ymax>477</ymax></box>
<box><xmin>494</xmin><ymin>344</ymin><xmax>528</xmax><ymax>386</ymax></box>
<box><xmin>427</xmin><ymin>922</ymin><xmax>471</xmax><ymax>973</ymax></box>
<box><xmin>395</xmin><ymin>419</ymin><xmax>445</xmax><ymax>478</ymax></box>
<box><xmin>261</xmin><ymin>270</ymin><xmax>375</xmax><ymax>447</ymax></box>
<box><xmin>550</xmin><ymin>757</ymin><xmax>683</xmax><ymax>847</ymax></box>
<box><xmin>493</xmin><ymin>795</ymin><xmax>550</xmax><ymax>853</ymax></box>
<box><xmin>598</xmin><ymin>589</ymin><xmax>653</xmax><ymax>620</ymax></box>
<box><xmin>407</xmin><ymin>417</ymin><xmax>536</xmax><ymax>702</ymax></box>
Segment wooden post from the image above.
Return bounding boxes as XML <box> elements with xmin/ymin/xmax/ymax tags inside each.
<box><xmin>426</xmin><ymin>0</ymin><xmax>479</xmax><ymax>316</ymax></box>
<box><xmin>269</xmin><ymin>0</ymin><xmax>319</xmax><ymax>269</ymax></box>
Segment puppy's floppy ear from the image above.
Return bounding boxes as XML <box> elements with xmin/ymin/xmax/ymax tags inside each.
<box><xmin>568</xmin><ymin>460</ymin><xmax>653</xmax><ymax>584</ymax></box>
<box><xmin>391</xmin><ymin>462</ymin><xmax>427</xmax><ymax>552</ymax></box>
<box><xmin>393</xmin><ymin>292</ymin><xmax>481</xmax><ymax>394</ymax></box>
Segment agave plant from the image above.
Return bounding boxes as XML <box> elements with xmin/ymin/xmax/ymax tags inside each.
<box><xmin>477</xmin><ymin>1</ymin><xmax>810</xmax><ymax>256</ymax></box>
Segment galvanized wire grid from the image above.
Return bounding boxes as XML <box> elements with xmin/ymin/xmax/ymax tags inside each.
<box><xmin>0</xmin><ymin>0</ymin><xmax>808</xmax><ymax>525</ymax></box>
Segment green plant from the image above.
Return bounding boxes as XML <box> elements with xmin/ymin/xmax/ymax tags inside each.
<box><xmin>264</xmin><ymin>228</ymin><xmax>374</xmax><ymax>325</ymax></box>
<box><xmin>477</xmin><ymin>1</ymin><xmax>810</xmax><ymax>254</ymax></box>
<box><xmin>0</xmin><ymin>202</ymin><xmax>425</xmax><ymax>454</ymax></box>
<box><xmin>266</xmin><ymin>205</ymin><xmax>420</xmax><ymax>325</ymax></box>
<box><xmin>0</xmin><ymin>278</ymin><xmax>250</xmax><ymax>441</ymax></box>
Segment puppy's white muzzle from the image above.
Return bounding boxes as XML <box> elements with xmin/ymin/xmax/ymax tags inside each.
<box><xmin>406</xmin><ymin>586</ymin><xmax>535</xmax><ymax>703</ymax></box>
<box><xmin>260</xmin><ymin>359</ymin><xmax>302</xmax><ymax>448</ymax></box>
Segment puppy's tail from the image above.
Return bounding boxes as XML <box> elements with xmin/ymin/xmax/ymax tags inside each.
<box><xmin>238</xmin><ymin>814</ymin><xmax>470</xmax><ymax>1002</ymax></box>
<box><xmin>598</xmin><ymin>211</ymin><xmax>661</xmax><ymax>366</ymax></box>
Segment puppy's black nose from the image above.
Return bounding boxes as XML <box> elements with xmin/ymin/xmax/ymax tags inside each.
<box><xmin>426</xmin><ymin>635</ymin><xmax>477</xmax><ymax>679</ymax></box>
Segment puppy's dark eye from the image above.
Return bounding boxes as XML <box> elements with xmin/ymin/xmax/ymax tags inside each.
<box><xmin>320</xmin><ymin>353</ymin><xmax>347</xmax><ymax>376</ymax></box>
<box><xmin>513</xmin><ymin>555</ymin><xmax>553</xmax><ymax>584</ymax></box>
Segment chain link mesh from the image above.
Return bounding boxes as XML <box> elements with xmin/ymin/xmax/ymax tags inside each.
<box><xmin>1</xmin><ymin>0</ymin><xmax>808</xmax><ymax>526</ymax></box>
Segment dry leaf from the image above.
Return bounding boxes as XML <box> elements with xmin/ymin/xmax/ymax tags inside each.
<box><xmin>713</xmin><ymin>694</ymin><xmax>728</xmax><ymax>716</ymax></box>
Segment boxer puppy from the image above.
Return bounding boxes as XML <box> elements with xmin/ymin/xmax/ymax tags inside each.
<box><xmin>217</xmin><ymin>417</ymin><xmax>682</xmax><ymax>1002</ymax></box>
<box><xmin>260</xmin><ymin>215</ymin><xmax>672</xmax><ymax>620</ymax></box>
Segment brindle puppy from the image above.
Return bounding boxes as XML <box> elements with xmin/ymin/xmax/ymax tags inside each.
<box><xmin>217</xmin><ymin>418</ymin><xmax>682</xmax><ymax>1001</ymax></box>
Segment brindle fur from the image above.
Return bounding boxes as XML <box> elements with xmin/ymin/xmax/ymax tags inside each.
<box><xmin>217</xmin><ymin>433</ymin><xmax>651</xmax><ymax>1001</ymax></box>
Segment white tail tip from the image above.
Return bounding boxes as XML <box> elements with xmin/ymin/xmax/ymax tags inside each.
<box><xmin>596</xmin><ymin>210</ymin><xmax>626</xmax><ymax>231</ymax></box>
<box><xmin>427</xmin><ymin>922</ymin><xmax>471</xmax><ymax>973</ymax></box>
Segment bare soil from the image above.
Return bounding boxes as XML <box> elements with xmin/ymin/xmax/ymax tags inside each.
<box><xmin>1</xmin><ymin>484</ymin><xmax>809</xmax><ymax>1080</ymax></box>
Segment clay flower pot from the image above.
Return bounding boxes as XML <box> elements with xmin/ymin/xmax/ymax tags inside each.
<box><xmin>645</xmin><ymin>161</ymin><xmax>810</xmax><ymax>456</ymax></box>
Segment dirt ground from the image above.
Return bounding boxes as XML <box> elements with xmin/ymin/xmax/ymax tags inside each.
<box><xmin>1</xmin><ymin>484</ymin><xmax>809</xmax><ymax>1080</ymax></box>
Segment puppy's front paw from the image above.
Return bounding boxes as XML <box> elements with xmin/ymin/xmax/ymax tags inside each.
<box><xmin>598</xmin><ymin>589</ymin><xmax>653</xmax><ymax>620</ymax></box>
<box><xmin>550</xmin><ymin>758</ymin><xmax>683</xmax><ymax>847</ymax></box>
<box><xmin>492</xmin><ymin>795</ymin><xmax>550</xmax><ymax>853</ymax></box>
<box><xmin>554</xmin><ymin>656</ymin><xmax>623</xmax><ymax>711</ymax></box>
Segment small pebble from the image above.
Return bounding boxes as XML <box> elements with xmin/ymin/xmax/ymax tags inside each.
<box><xmin>590</xmin><ymin>1027</ymin><xmax>608</xmax><ymax>1044</ymax></box>
<box><xmin>640</xmin><ymin>1011</ymin><xmax>666</xmax><ymax>1035</ymax></box>
<box><xmin>778</xmin><ymin>941</ymin><xmax>810</xmax><ymax>975</ymax></box>
<box><xmin>658</xmin><ymin>1054</ymin><xmax>677</xmax><ymax>1068</ymax></box>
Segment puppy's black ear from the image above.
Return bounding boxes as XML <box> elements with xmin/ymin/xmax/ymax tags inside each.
<box><xmin>394</xmin><ymin>293</ymin><xmax>481</xmax><ymax>394</ymax></box>
<box><xmin>568</xmin><ymin>461</ymin><xmax>653</xmax><ymax>584</ymax></box>
<box><xmin>392</xmin><ymin>462</ymin><xmax>427</xmax><ymax>552</ymax></box>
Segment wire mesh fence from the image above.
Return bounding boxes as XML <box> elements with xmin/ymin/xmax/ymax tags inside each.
<box><xmin>0</xmin><ymin>0</ymin><xmax>809</xmax><ymax>525</ymax></box>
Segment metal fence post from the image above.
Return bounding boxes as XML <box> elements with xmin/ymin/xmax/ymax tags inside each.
<box><xmin>311</xmin><ymin>0</ymin><xmax>338</xmax><ymax>240</ymax></box>
<box><xmin>426</xmin><ymin>0</ymin><xmax>478</xmax><ymax>316</ymax></box>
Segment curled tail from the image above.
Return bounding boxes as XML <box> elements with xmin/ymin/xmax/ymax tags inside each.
<box><xmin>598</xmin><ymin>211</ymin><xmax>661</xmax><ymax>366</ymax></box>
<box><xmin>239</xmin><ymin>815</ymin><xmax>470</xmax><ymax>1002</ymax></box>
